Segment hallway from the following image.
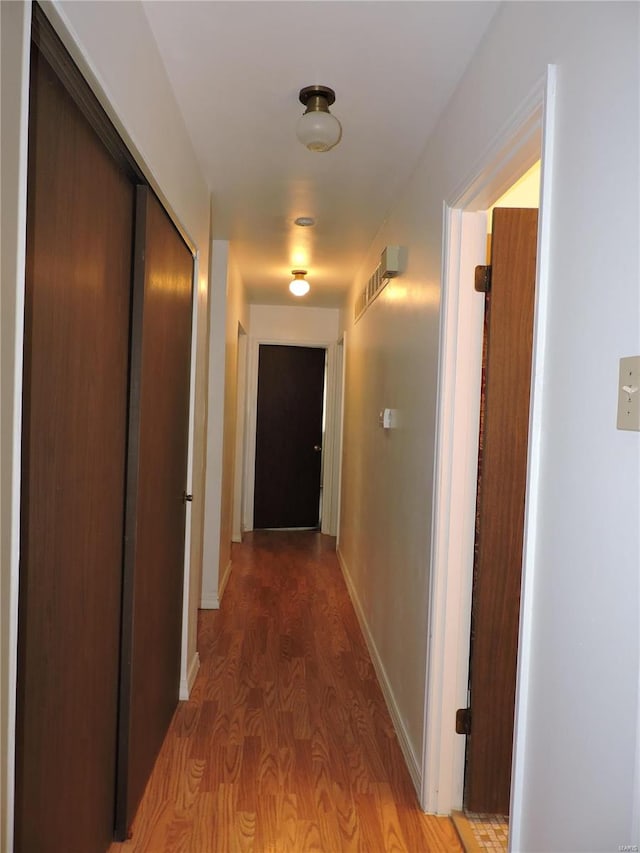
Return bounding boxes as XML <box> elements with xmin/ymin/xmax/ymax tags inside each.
<box><xmin>109</xmin><ymin>531</ymin><xmax>462</xmax><ymax>852</ymax></box>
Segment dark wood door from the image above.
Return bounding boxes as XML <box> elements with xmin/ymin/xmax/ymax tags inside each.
<box><xmin>465</xmin><ymin>208</ymin><xmax>538</xmax><ymax>815</ymax></box>
<box><xmin>253</xmin><ymin>345</ymin><xmax>325</xmax><ymax>529</ymax></box>
<box><xmin>16</xmin><ymin>46</ymin><xmax>135</xmax><ymax>853</ymax></box>
<box><xmin>115</xmin><ymin>188</ymin><xmax>193</xmax><ymax>837</ymax></box>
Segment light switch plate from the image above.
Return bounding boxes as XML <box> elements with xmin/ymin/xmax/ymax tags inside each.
<box><xmin>617</xmin><ymin>356</ymin><xmax>640</xmax><ymax>431</ymax></box>
<box><xmin>379</xmin><ymin>408</ymin><xmax>397</xmax><ymax>430</ymax></box>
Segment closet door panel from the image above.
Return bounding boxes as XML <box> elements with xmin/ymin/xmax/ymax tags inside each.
<box><xmin>116</xmin><ymin>188</ymin><xmax>193</xmax><ymax>836</ymax></box>
<box><xmin>16</xmin><ymin>46</ymin><xmax>134</xmax><ymax>853</ymax></box>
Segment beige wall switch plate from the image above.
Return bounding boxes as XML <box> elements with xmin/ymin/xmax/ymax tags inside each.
<box><xmin>617</xmin><ymin>356</ymin><xmax>640</xmax><ymax>431</ymax></box>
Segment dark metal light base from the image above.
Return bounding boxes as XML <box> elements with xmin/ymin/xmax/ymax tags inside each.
<box><xmin>298</xmin><ymin>85</ymin><xmax>336</xmax><ymax>109</ymax></box>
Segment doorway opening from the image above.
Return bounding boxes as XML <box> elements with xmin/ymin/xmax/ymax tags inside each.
<box><xmin>421</xmin><ymin>70</ymin><xmax>556</xmax><ymax>851</ymax></box>
<box><xmin>454</xmin><ymin>194</ymin><xmax>540</xmax><ymax>853</ymax></box>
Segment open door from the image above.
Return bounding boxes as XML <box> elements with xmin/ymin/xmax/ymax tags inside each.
<box><xmin>463</xmin><ymin>207</ymin><xmax>538</xmax><ymax>815</ymax></box>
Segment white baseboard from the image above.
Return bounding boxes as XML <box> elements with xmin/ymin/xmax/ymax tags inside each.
<box><xmin>179</xmin><ymin>651</ymin><xmax>200</xmax><ymax>700</ymax></box>
<box><xmin>218</xmin><ymin>559</ymin><xmax>232</xmax><ymax>603</ymax></box>
<box><xmin>336</xmin><ymin>547</ymin><xmax>422</xmax><ymax>796</ymax></box>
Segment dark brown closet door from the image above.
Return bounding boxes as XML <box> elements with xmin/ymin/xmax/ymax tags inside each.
<box><xmin>116</xmin><ymin>188</ymin><xmax>193</xmax><ymax>837</ymax></box>
<box><xmin>16</xmin><ymin>47</ymin><xmax>135</xmax><ymax>853</ymax></box>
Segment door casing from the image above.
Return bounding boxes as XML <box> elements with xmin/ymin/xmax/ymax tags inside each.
<box><xmin>253</xmin><ymin>344</ymin><xmax>326</xmax><ymax>529</ymax></box>
<box><xmin>421</xmin><ymin>67</ymin><xmax>557</xmax><ymax>825</ymax></box>
<box><xmin>243</xmin><ymin>337</ymin><xmax>340</xmax><ymax>536</ymax></box>
<box><xmin>232</xmin><ymin>324</ymin><xmax>248</xmax><ymax>543</ymax></box>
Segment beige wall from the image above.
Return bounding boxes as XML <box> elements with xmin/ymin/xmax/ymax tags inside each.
<box><xmin>338</xmin><ymin>3</ymin><xmax>639</xmax><ymax>848</ymax></box>
<box><xmin>339</xmin><ymin>236</ymin><xmax>439</xmax><ymax>777</ymax></box>
<box><xmin>218</xmin><ymin>250</ymin><xmax>250</xmax><ymax>598</ymax></box>
<box><xmin>248</xmin><ymin>304</ymin><xmax>341</xmax><ymax>343</ymax></box>
<box><xmin>201</xmin><ymin>241</ymin><xmax>249</xmax><ymax>607</ymax></box>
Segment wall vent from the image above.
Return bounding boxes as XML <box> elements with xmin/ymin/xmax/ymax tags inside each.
<box><xmin>354</xmin><ymin>246</ymin><xmax>404</xmax><ymax>322</ymax></box>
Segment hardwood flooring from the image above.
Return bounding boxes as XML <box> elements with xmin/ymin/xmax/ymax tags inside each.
<box><xmin>108</xmin><ymin>531</ymin><xmax>462</xmax><ymax>852</ymax></box>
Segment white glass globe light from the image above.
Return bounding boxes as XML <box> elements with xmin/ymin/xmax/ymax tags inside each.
<box><xmin>289</xmin><ymin>276</ymin><xmax>310</xmax><ymax>297</ymax></box>
<box><xmin>296</xmin><ymin>110</ymin><xmax>342</xmax><ymax>153</ymax></box>
<box><xmin>296</xmin><ymin>85</ymin><xmax>342</xmax><ymax>153</ymax></box>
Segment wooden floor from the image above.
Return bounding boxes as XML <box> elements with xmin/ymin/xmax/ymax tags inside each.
<box><xmin>109</xmin><ymin>531</ymin><xmax>462</xmax><ymax>853</ymax></box>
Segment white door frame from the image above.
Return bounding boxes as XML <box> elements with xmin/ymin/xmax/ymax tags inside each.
<box><xmin>421</xmin><ymin>67</ymin><xmax>557</xmax><ymax>822</ymax></box>
<box><xmin>179</xmin><ymin>250</ymin><xmax>200</xmax><ymax>699</ymax></box>
<box><xmin>332</xmin><ymin>335</ymin><xmax>346</xmax><ymax>543</ymax></box>
<box><xmin>231</xmin><ymin>323</ymin><xmax>248</xmax><ymax>543</ymax></box>
<box><xmin>243</xmin><ymin>338</ymin><xmax>339</xmax><ymax>534</ymax></box>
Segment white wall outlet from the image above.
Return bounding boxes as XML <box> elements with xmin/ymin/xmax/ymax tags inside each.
<box><xmin>617</xmin><ymin>356</ymin><xmax>640</xmax><ymax>431</ymax></box>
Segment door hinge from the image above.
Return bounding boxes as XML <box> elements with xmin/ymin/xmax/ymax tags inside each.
<box><xmin>456</xmin><ymin>707</ymin><xmax>471</xmax><ymax>735</ymax></box>
<box><xmin>474</xmin><ymin>265</ymin><xmax>492</xmax><ymax>293</ymax></box>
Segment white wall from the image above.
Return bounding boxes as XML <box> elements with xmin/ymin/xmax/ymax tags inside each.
<box><xmin>339</xmin><ymin>3</ymin><xmax>639</xmax><ymax>849</ymax></box>
<box><xmin>1</xmin><ymin>2</ymin><xmax>212</xmax><ymax>845</ymax></box>
<box><xmin>244</xmin><ymin>305</ymin><xmax>341</xmax><ymax>533</ymax></box>
<box><xmin>202</xmin><ymin>241</ymin><xmax>249</xmax><ymax>608</ymax></box>
<box><xmin>249</xmin><ymin>304</ymin><xmax>341</xmax><ymax>344</ymax></box>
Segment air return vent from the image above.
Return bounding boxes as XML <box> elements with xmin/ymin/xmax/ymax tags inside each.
<box><xmin>354</xmin><ymin>246</ymin><xmax>404</xmax><ymax>322</ymax></box>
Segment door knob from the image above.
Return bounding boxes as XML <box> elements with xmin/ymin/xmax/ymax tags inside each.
<box><xmin>183</xmin><ymin>492</ymin><xmax>193</xmax><ymax>503</ymax></box>
<box><xmin>313</xmin><ymin>445</ymin><xmax>322</xmax><ymax>452</ymax></box>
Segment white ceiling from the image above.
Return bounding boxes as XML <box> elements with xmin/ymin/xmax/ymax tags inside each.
<box><xmin>143</xmin><ymin>1</ymin><xmax>500</xmax><ymax>308</ymax></box>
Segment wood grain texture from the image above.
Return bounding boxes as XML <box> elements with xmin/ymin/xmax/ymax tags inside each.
<box><xmin>466</xmin><ymin>208</ymin><xmax>538</xmax><ymax>814</ymax></box>
<box><xmin>109</xmin><ymin>532</ymin><xmax>461</xmax><ymax>852</ymax></box>
<box><xmin>116</xmin><ymin>188</ymin><xmax>194</xmax><ymax>837</ymax></box>
<box><xmin>17</xmin><ymin>45</ymin><xmax>134</xmax><ymax>853</ymax></box>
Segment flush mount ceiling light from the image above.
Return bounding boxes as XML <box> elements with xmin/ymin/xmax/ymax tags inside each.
<box><xmin>296</xmin><ymin>85</ymin><xmax>342</xmax><ymax>153</ymax></box>
<box><xmin>294</xmin><ymin>216</ymin><xmax>315</xmax><ymax>227</ymax></box>
<box><xmin>289</xmin><ymin>269</ymin><xmax>310</xmax><ymax>297</ymax></box>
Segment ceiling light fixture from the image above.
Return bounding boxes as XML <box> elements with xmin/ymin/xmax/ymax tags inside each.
<box><xmin>294</xmin><ymin>216</ymin><xmax>315</xmax><ymax>227</ymax></box>
<box><xmin>296</xmin><ymin>85</ymin><xmax>342</xmax><ymax>153</ymax></box>
<box><xmin>289</xmin><ymin>269</ymin><xmax>310</xmax><ymax>297</ymax></box>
